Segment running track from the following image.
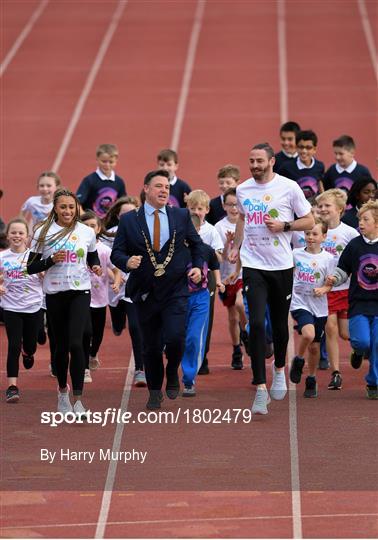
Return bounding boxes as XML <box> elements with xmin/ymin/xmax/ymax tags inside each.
<box><xmin>1</xmin><ymin>1</ymin><xmax>377</xmax><ymax>538</ymax></box>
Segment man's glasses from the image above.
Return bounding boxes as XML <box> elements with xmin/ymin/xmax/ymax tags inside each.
<box><xmin>225</xmin><ymin>203</ymin><xmax>238</xmax><ymax>207</ymax></box>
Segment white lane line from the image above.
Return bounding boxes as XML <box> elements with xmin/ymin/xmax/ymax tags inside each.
<box><xmin>51</xmin><ymin>0</ymin><xmax>127</xmax><ymax>172</ymax></box>
<box><xmin>357</xmin><ymin>0</ymin><xmax>378</xmax><ymax>83</ymax></box>
<box><xmin>94</xmin><ymin>352</ymin><xmax>135</xmax><ymax>539</ymax></box>
<box><xmin>0</xmin><ymin>0</ymin><xmax>49</xmax><ymax>78</ymax></box>
<box><xmin>3</xmin><ymin>512</ymin><xmax>377</xmax><ymax>530</ymax></box>
<box><xmin>170</xmin><ymin>0</ymin><xmax>206</xmax><ymax>151</ymax></box>
<box><xmin>277</xmin><ymin>0</ymin><xmax>288</xmax><ymax>123</ymax></box>
<box><xmin>288</xmin><ymin>321</ymin><xmax>303</xmax><ymax>539</ymax></box>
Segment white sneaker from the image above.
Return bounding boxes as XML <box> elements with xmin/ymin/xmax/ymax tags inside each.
<box><xmin>84</xmin><ymin>369</ymin><xmax>92</xmax><ymax>383</ymax></box>
<box><xmin>73</xmin><ymin>400</ymin><xmax>88</xmax><ymax>420</ymax></box>
<box><xmin>49</xmin><ymin>364</ymin><xmax>56</xmax><ymax>378</ymax></box>
<box><xmin>182</xmin><ymin>385</ymin><xmax>196</xmax><ymax>397</ymax></box>
<box><xmin>89</xmin><ymin>355</ymin><xmax>100</xmax><ymax>370</ymax></box>
<box><xmin>57</xmin><ymin>385</ymin><xmax>73</xmax><ymax>414</ymax></box>
<box><xmin>134</xmin><ymin>370</ymin><xmax>147</xmax><ymax>387</ymax></box>
<box><xmin>270</xmin><ymin>361</ymin><xmax>287</xmax><ymax>400</ymax></box>
<box><xmin>251</xmin><ymin>387</ymin><xmax>271</xmax><ymax>415</ymax></box>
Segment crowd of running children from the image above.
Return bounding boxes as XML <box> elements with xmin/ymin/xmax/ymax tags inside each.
<box><xmin>0</xmin><ymin>125</ymin><xmax>377</xmax><ymax>416</ymax></box>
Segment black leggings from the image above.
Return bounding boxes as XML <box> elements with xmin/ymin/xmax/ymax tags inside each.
<box><xmin>46</xmin><ymin>290</ymin><xmax>90</xmax><ymax>395</ymax></box>
<box><xmin>83</xmin><ymin>306</ymin><xmax>107</xmax><ymax>368</ymax></box>
<box><xmin>243</xmin><ymin>267</ymin><xmax>293</xmax><ymax>385</ymax></box>
<box><xmin>203</xmin><ymin>270</ymin><xmax>216</xmax><ymax>363</ymax></box>
<box><xmin>109</xmin><ymin>300</ymin><xmax>143</xmax><ymax>370</ymax></box>
<box><xmin>4</xmin><ymin>310</ymin><xmax>40</xmax><ymax>378</ymax></box>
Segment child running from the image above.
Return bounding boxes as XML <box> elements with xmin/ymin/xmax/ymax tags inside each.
<box><xmin>316</xmin><ymin>189</ymin><xmax>359</xmax><ymax>389</ymax></box>
<box><xmin>27</xmin><ymin>188</ymin><xmax>102</xmax><ymax>417</ymax></box>
<box><xmin>0</xmin><ymin>218</ymin><xmax>43</xmax><ymax>402</ymax></box>
<box><xmin>181</xmin><ymin>214</ymin><xmax>224</xmax><ymax>396</ymax></box>
<box><xmin>21</xmin><ymin>171</ymin><xmax>61</xmax><ymax>233</ymax></box>
<box><xmin>326</xmin><ymin>201</ymin><xmax>378</xmax><ymax>399</ymax></box>
<box><xmin>289</xmin><ymin>219</ymin><xmax>334</xmax><ymax>397</ymax></box>
<box><xmin>214</xmin><ymin>187</ymin><xmax>248</xmax><ymax>369</ymax></box>
<box><xmin>101</xmin><ymin>196</ymin><xmax>146</xmax><ymax>387</ymax></box>
<box><xmin>80</xmin><ymin>211</ymin><xmax>122</xmax><ymax>382</ymax></box>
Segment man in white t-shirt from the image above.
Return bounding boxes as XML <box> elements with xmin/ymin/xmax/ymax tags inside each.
<box><xmin>229</xmin><ymin>143</ymin><xmax>314</xmax><ymax>415</ymax></box>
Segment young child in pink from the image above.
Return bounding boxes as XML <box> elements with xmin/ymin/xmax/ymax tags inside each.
<box><xmin>81</xmin><ymin>211</ymin><xmax>121</xmax><ymax>382</ymax></box>
<box><xmin>0</xmin><ymin>218</ymin><xmax>43</xmax><ymax>402</ymax></box>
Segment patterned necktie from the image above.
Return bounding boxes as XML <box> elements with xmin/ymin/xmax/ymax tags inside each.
<box><xmin>153</xmin><ymin>209</ymin><xmax>160</xmax><ymax>251</ymax></box>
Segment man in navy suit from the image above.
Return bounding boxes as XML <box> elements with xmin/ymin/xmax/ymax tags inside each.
<box><xmin>111</xmin><ymin>170</ymin><xmax>203</xmax><ymax>409</ymax></box>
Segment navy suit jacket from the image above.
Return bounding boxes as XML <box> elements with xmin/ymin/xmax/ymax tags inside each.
<box><xmin>111</xmin><ymin>205</ymin><xmax>204</xmax><ymax>303</ymax></box>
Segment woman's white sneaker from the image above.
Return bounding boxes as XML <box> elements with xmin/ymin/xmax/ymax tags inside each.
<box><xmin>73</xmin><ymin>400</ymin><xmax>88</xmax><ymax>420</ymax></box>
<box><xmin>270</xmin><ymin>362</ymin><xmax>287</xmax><ymax>400</ymax></box>
<box><xmin>84</xmin><ymin>369</ymin><xmax>92</xmax><ymax>383</ymax></box>
<box><xmin>57</xmin><ymin>385</ymin><xmax>73</xmax><ymax>414</ymax></box>
<box><xmin>251</xmin><ymin>388</ymin><xmax>271</xmax><ymax>415</ymax></box>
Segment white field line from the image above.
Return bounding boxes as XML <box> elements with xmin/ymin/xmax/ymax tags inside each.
<box><xmin>357</xmin><ymin>0</ymin><xmax>378</xmax><ymax>83</ymax></box>
<box><xmin>2</xmin><ymin>512</ymin><xmax>377</xmax><ymax>531</ymax></box>
<box><xmin>170</xmin><ymin>0</ymin><xmax>206</xmax><ymax>151</ymax></box>
<box><xmin>94</xmin><ymin>352</ymin><xmax>135</xmax><ymax>539</ymax></box>
<box><xmin>51</xmin><ymin>0</ymin><xmax>127</xmax><ymax>172</ymax></box>
<box><xmin>288</xmin><ymin>321</ymin><xmax>303</xmax><ymax>539</ymax></box>
<box><xmin>277</xmin><ymin>0</ymin><xmax>288</xmax><ymax>123</ymax></box>
<box><xmin>0</xmin><ymin>0</ymin><xmax>49</xmax><ymax>78</ymax></box>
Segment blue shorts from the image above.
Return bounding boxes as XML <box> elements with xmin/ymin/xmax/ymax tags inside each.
<box><xmin>291</xmin><ymin>309</ymin><xmax>327</xmax><ymax>343</ymax></box>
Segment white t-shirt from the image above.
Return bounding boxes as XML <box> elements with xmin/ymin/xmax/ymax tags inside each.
<box><xmin>90</xmin><ymin>241</ymin><xmax>114</xmax><ymax>308</ymax></box>
<box><xmin>101</xmin><ymin>226</ymin><xmax>129</xmax><ymax>305</ymax></box>
<box><xmin>215</xmin><ymin>217</ymin><xmax>241</xmax><ymax>282</ymax></box>
<box><xmin>31</xmin><ymin>221</ymin><xmax>97</xmax><ymax>294</ymax></box>
<box><xmin>199</xmin><ymin>221</ymin><xmax>224</xmax><ymax>251</ymax></box>
<box><xmin>21</xmin><ymin>196</ymin><xmax>53</xmax><ymax>228</ymax></box>
<box><xmin>290</xmin><ymin>248</ymin><xmax>334</xmax><ymax>317</ymax></box>
<box><xmin>237</xmin><ymin>174</ymin><xmax>312</xmax><ymax>271</ymax></box>
<box><xmin>291</xmin><ymin>231</ymin><xmax>306</xmax><ymax>250</ymax></box>
<box><xmin>0</xmin><ymin>249</ymin><xmax>43</xmax><ymax>313</ymax></box>
<box><xmin>322</xmin><ymin>222</ymin><xmax>359</xmax><ymax>291</ymax></box>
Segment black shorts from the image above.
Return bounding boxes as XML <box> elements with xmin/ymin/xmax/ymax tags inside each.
<box><xmin>291</xmin><ymin>308</ymin><xmax>327</xmax><ymax>343</ymax></box>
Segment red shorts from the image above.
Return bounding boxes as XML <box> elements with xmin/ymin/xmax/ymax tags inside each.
<box><xmin>327</xmin><ymin>290</ymin><xmax>349</xmax><ymax>319</ymax></box>
<box><xmin>218</xmin><ymin>279</ymin><xmax>243</xmax><ymax>307</ymax></box>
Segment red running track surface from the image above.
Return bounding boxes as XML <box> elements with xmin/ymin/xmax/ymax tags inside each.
<box><xmin>1</xmin><ymin>1</ymin><xmax>377</xmax><ymax>538</ymax></box>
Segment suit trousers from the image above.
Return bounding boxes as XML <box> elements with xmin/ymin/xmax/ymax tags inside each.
<box><xmin>135</xmin><ymin>293</ymin><xmax>188</xmax><ymax>390</ymax></box>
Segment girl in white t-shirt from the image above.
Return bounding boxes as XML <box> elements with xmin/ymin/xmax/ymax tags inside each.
<box><xmin>21</xmin><ymin>171</ymin><xmax>61</xmax><ymax>234</ymax></box>
<box><xmin>102</xmin><ymin>196</ymin><xmax>146</xmax><ymax>387</ymax></box>
<box><xmin>316</xmin><ymin>189</ymin><xmax>359</xmax><ymax>390</ymax></box>
<box><xmin>0</xmin><ymin>218</ymin><xmax>43</xmax><ymax>402</ymax></box>
<box><xmin>81</xmin><ymin>211</ymin><xmax>122</xmax><ymax>382</ymax></box>
<box><xmin>27</xmin><ymin>188</ymin><xmax>102</xmax><ymax>418</ymax></box>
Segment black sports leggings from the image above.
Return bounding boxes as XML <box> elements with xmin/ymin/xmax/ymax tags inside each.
<box><xmin>109</xmin><ymin>300</ymin><xmax>143</xmax><ymax>370</ymax></box>
<box><xmin>83</xmin><ymin>306</ymin><xmax>106</xmax><ymax>368</ymax></box>
<box><xmin>243</xmin><ymin>267</ymin><xmax>293</xmax><ymax>385</ymax></box>
<box><xmin>4</xmin><ymin>310</ymin><xmax>40</xmax><ymax>378</ymax></box>
<box><xmin>46</xmin><ymin>290</ymin><xmax>90</xmax><ymax>395</ymax></box>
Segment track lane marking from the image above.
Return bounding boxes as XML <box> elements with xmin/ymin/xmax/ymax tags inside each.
<box><xmin>0</xmin><ymin>0</ymin><xmax>49</xmax><ymax>77</ymax></box>
<box><xmin>51</xmin><ymin>0</ymin><xmax>127</xmax><ymax>172</ymax></box>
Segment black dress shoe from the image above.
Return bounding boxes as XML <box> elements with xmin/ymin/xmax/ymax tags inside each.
<box><xmin>146</xmin><ymin>390</ymin><xmax>163</xmax><ymax>410</ymax></box>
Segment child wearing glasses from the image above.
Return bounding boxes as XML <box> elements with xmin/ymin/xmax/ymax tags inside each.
<box><xmin>278</xmin><ymin>129</ymin><xmax>325</xmax><ymax>201</ymax></box>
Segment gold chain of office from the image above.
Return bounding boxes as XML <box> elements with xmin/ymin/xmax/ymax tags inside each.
<box><xmin>141</xmin><ymin>230</ymin><xmax>176</xmax><ymax>277</ymax></box>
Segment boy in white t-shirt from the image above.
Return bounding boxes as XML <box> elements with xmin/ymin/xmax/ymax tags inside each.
<box><xmin>215</xmin><ymin>188</ymin><xmax>248</xmax><ymax>369</ymax></box>
<box><xmin>316</xmin><ymin>189</ymin><xmax>359</xmax><ymax>390</ymax></box>
<box><xmin>289</xmin><ymin>219</ymin><xmax>334</xmax><ymax>397</ymax></box>
<box><xmin>229</xmin><ymin>143</ymin><xmax>314</xmax><ymax>415</ymax></box>
<box><xmin>187</xmin><ymin>190</ymin><xmax>223</xmax><ymax>374</ymax></box>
